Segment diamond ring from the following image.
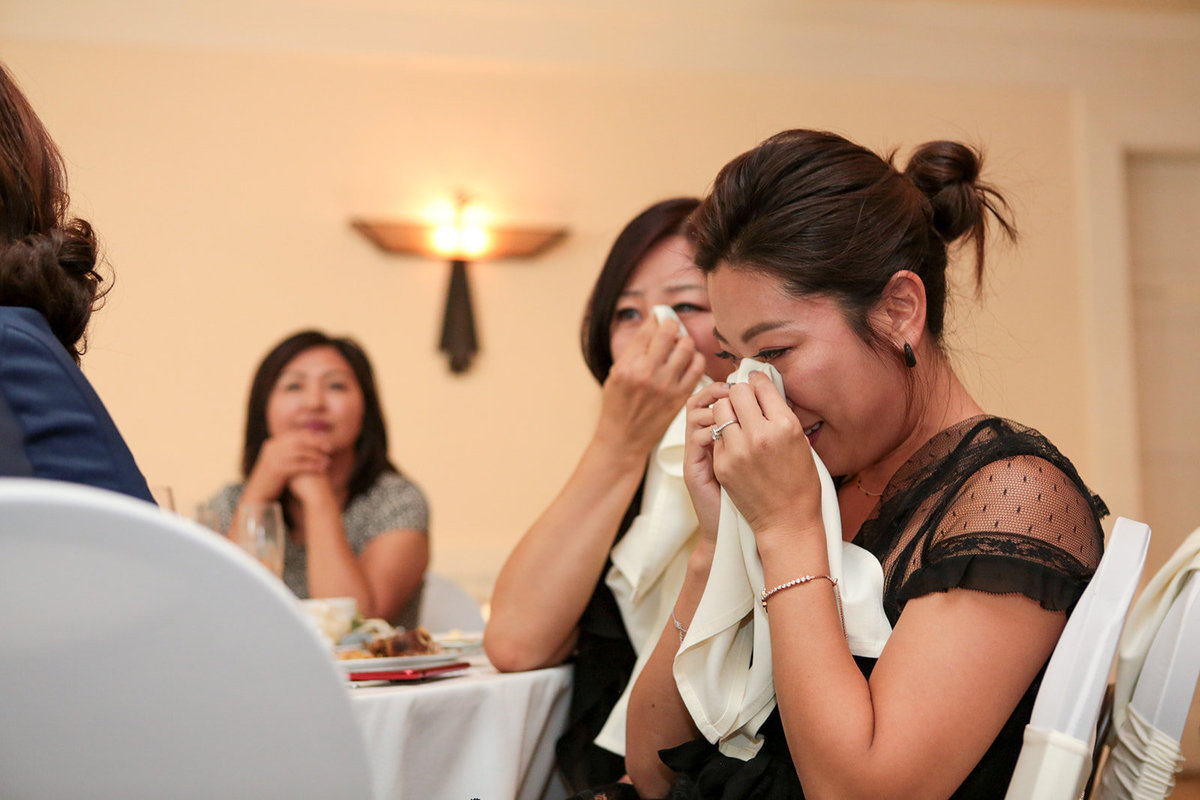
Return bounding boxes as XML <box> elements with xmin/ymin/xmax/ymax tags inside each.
<box><xmin>711</xmin><ymin>420</ymin><xmax>738</xmax><ymax>440</ymax></box>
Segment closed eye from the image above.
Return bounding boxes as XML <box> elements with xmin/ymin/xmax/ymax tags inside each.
<box><xmin>753</xmin><ymin>348</ymin><xmax>789</xmax><ymax>362</ymax></box>
<box><xmin>714</xmin><ymin>350</ymin><xmax>739</xmax><ymax>362</ymax></box>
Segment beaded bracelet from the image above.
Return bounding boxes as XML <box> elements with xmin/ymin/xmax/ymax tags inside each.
<box><xmin>760</xmin><ymin>575</ymin><xmax>838</xmax><ymax>611</ymax></box>
<box><xmin>671</xmin><ymin>608</ymin><xmax>688</xmax><ymax>642</ymax></box>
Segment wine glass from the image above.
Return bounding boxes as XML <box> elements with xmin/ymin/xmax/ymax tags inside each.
<box><xmin>193</xmin><ymin>504</ymin><xmax>223</xmax><ymax>533</ymax></box>
<box><xmin>229</xmin><ymin>501</ymin><xmax>286</xmax><ymax>578</ymax></box>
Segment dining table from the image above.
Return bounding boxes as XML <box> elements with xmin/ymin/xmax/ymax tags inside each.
<box><xmin>350</xmin><ymin>652</ymin><xmax>573</xmax><ymax>800</ymax></box>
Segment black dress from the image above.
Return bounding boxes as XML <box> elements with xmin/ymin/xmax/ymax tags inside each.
<box><xmin>656</xmin><ymin>416</ymin><xmax>1108</xmax><ymax>800</ymax></box>
<box><xmin>556</xmin><ymin>482</ymin><xmax>645</xmax><ymax>794</ymax></box>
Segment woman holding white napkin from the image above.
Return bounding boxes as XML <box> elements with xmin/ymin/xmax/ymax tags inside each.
<box><xmin>486</xmin><ymin>198</ymin><xmax>729</xmax><ymax>792</ymax></box>
<box><xmin>625</xmin><ymin>130</ymin><xmax>1108</xmax><ymax>800</ymax></box>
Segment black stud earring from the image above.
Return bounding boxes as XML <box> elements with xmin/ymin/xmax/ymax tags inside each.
<box><xmin>903</xmin><ymin>342</ymin><xmax>917</xmax><ymax>369</ymax></box>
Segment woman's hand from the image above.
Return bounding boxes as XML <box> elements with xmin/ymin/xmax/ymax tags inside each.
<box><xmin>711</xmin><ymin>371</ymin><xmax>822</xmax><ymax>543</ymax></box>
<box><xmin>242</xmin><ymin>430</ymin><xmax>333</xmax><ymax>503</ymax></box>
<box><xmin>594</xmin><ymin>316</ymin><xmax>706</xmax><ymax>458</ymax></box>
<box><xmin>682</xmin><ymin>380</ymin><xmax>731</xmax><ymax>541</ymax></box>
<box><xmin>287</xmin><ymin>470</ymin><xmax>339</xmax><ymax>511</ymax></box>
<box><xmin>487</xmin><ymin>317</ymin><xmax>702</xmax><ymax>672</ymax></box>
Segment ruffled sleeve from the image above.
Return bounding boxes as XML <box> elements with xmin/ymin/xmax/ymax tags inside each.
<box><xmin>856</xmin><ymin>417</ymin><xmax>1107</xmax><ymax>625</ymax></box>
<box><xmin>897</xmin><ymin>454</ymin><xmax>1103</xmax><ymax>614</ymax></box>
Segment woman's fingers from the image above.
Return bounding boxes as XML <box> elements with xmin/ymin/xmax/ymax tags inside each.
<box><xmin>642</xmin><ymin>315</ymin><xmax>680</xmax><ymax>366</ymax></box>
<box><xmin>691</xmin><ymin>395</ymin><xmax>715</xmax><ymax>431</ymax></box>
<box><xmin>725</xmin><ymin>381</ymin><xmax>762</xmax><ymax>427</ymax></box>
<box><xmin>683</xmin><ymin>389</ymin><xmax>725</xmax><ymax>537</ymax></box>
<box><xmin>663</xmin><ymin>332</ymin><xmax>699</xmax><ymax>383</ymax></box>
<box><xmin>724</xmin><ymin>372</ymin><xmax>798</xmax><ymax>436</ymax></box>
<box><xmin>709</xmin><ymin>396</ymin><xmax>738</xmax><ymax>432</ymax></box>
<box><xmin>262</xmin><ymin>434</ymin><xmax>332</xmax><ymax>477</ymax></box>
<box><xmin>627</xmin><ymin>313</ymin><xmax>659</xmax><ymax>351</ymax></box>
<box><xmin>680</xmin><ymin>350</ymin><xmax>707</xmax><ymax>389</ymax></box>
<box><xmin>747</xmin><ymin>370</ymin><xmax>793</xmax><ymax>421</ymax></box>
<box><xmin>686</xmin><ymin>352</ymin><xmax>700</xmax><ymax>386</ymax></box>
<box><xmin>297</xmin><ymin>450</ymin><xmax>332</xmax><ymax>469</ymax></box>
<box><xmin>639</xmin><ymin>317</ymin><xmax>702</xmax><ymax>390</ymax></box>
<box><xmin>690</xmin><ymin>381</ymin><xmax>730</xmax><ymax>411</ymax></box>
<box><xmin>610</xmin><ymin>316</ymin><xmax>696</xmax><ymax>394</ymax></box>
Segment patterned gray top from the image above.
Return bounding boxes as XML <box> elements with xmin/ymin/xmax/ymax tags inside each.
<box><xmin>202</xmin><ymin>470</ymin><xmax>430</xmax><ymax>628</ymax></box>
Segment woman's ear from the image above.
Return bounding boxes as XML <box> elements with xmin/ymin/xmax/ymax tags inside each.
<box><xmin>872</xmin><ymin>270</ymin><xmax>927</xmax><ymax>350</ymax></box>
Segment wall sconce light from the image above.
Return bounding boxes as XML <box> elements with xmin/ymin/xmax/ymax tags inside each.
<box><xmin>352</xmin><ymin>194</ymin><xmax>567</xmax><ymax>374</ymax></box>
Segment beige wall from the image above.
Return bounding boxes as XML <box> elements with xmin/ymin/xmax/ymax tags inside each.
<box><xmin>3</xmin><ymin>1</ymin><xmax>1199</xmax><ymax>606</ymax></box>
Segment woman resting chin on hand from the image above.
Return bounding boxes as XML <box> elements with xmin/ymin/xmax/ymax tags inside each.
<box><xmin>625</xmin><ymin>130</ymin><xmax>1108</xmax><ymax>800</ymax></box>
<box><xmin>202</xmin><ymin>331</ymin><xmax>430</xmax><ymax>629</ymax></box>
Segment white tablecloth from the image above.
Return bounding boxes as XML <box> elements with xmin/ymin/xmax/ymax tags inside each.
<box><xmin>351</xmin><ymin>658</ymin><xmax>573</xmax><ymax>800</ymax></box>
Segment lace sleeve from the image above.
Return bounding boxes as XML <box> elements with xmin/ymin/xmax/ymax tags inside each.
<box><xmin>342</xmin><ymin>472</ymin><xmax>430</xmax><ymax>554</ymax></box>
<box><xmin>897</xmin><ymin>454</ymin><xmax>1104</xmax><ymax>613</ymax></box>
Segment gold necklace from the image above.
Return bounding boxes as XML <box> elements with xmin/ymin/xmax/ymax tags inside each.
<box><xmin>855</xmin><ymin>477</ymin><xmax>885</xmax><ymax>497</ymax></box>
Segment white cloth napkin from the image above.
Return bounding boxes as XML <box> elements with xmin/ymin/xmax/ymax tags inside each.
<box><xmin>672</xmin><ymin>359</ymin><xmax>892</xmax><ymax>760</ymax></box>
<box><xmin>1111</xmin><ymin>526</ymin><xmax>1200</xmax><ymax>733</ymax></box>
<box><xmin>595</xmin><ymin>377</ymin><xmax>709</xmax><ymax>754</ymax></box>
<box><xmin>595</xmin><ymin>305</ymin><xmax>709</xmax><ymax>756</ymax></box>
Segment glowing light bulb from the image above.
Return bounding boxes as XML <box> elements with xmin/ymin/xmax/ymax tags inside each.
<box><xmin>432</xmin><ymin>225</ymin><xmax>460</xmax><ymax>255</ymax></box>
<box><xmin>460</xmin><ymin>226</ymin><xmax>489</xmax><ymax>257</ymax></box>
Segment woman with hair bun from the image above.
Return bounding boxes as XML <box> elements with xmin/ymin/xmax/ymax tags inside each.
<box><xmin>0</xmin><ymin>60</ymin><xmax>152</xmax><ymax>502</ymax></box>
<box><xmin>624</xmin><ymin>130</ymin><xmax>1108</xmax><ymax>799</ymax></box>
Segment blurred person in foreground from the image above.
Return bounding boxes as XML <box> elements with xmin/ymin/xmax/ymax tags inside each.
<box><xmin>202</xmin><ymin>330</ymin><xmax>429</xmax><ymax>628</ymax></box>
<box><xmin>0</xmin><ymin>60</ymin><xmax>152</xmax><ymax>502</ymax></box>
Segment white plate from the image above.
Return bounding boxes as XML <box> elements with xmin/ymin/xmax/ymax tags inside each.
<box><xmin>434</xmin><ymin>632</ymin><xmax>483</xmax><ymax>652</ymax></box>
<box><xmin>336</xmin><ymin>653</ymin><xmax>461</xmax><ymax>674</ymax></box>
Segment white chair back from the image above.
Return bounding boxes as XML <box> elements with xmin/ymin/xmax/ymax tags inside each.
<box><xmin>419</xmin><ymin>572</ymin><xmax>485</xmax><ymax>632</ymax></box>
<box><xmin>0</xmin><ymin>479</ymin><xmax>373</xmax><ymax>800</ymax></box>
<box><xmin>1003</xmin><ymin>516</ymin><xmax>1151</xmax><ymax>800</ymax></box>
<box><xmin>1125</xmin><ymin>573</ymin><xmax>1200</xmax><ymax>739</ymax></box>
<box><xmin>1095</xmin><ymin>567</ymin><xmax>1200</xmax><ymax>799</ymax></box>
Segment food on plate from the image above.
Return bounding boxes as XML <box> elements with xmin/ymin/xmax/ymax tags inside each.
<box><xmin>332</xmin><ymin>625</ymin><xmax>442</xmax><ymax>660</ymax></box>
<box><xmin>334</xmin><ymin>648</ymin><xmax>373</xmax><ymax>660</ymax></box>
<box><xmin>339</xmin><ymin>617</ymin><xmax>395</xmax><ymax>647</ymax></box>
<box><xmin>365</xmin><ymin>626</ymin><xmax>440</xmax><ymax>657</ymax></box>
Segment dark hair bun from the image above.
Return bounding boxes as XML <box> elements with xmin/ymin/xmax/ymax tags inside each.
<box><xmin>905</xmin><ymin>140</ymin><xmax>1016</xmax><ymax>284</ymax></box>
<box><xmin>0</xmin><ymin>219</ymin><xmax>105</xmax><ymax>360</ymax></box>
<box><xmin>904</xmin><ymin>140</ymin><xmax>987</xmax><ymax>242</ymax></box>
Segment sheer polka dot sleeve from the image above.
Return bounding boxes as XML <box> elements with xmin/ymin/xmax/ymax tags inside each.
<box><xmin>856</xmin><ymin>417</ymin><xmax>1107</xmax><ymax>622</ymax></box>
<box><xmin>899</xmin><ymin>456</ymin><xmax>1103</xmax><ymax>611</ymax></box>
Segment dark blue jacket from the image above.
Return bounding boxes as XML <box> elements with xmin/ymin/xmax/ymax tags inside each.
<box><xmin>0</xmin><ymin>306</ymin><xmax>154</xmax><ymax>503</ymax></box>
